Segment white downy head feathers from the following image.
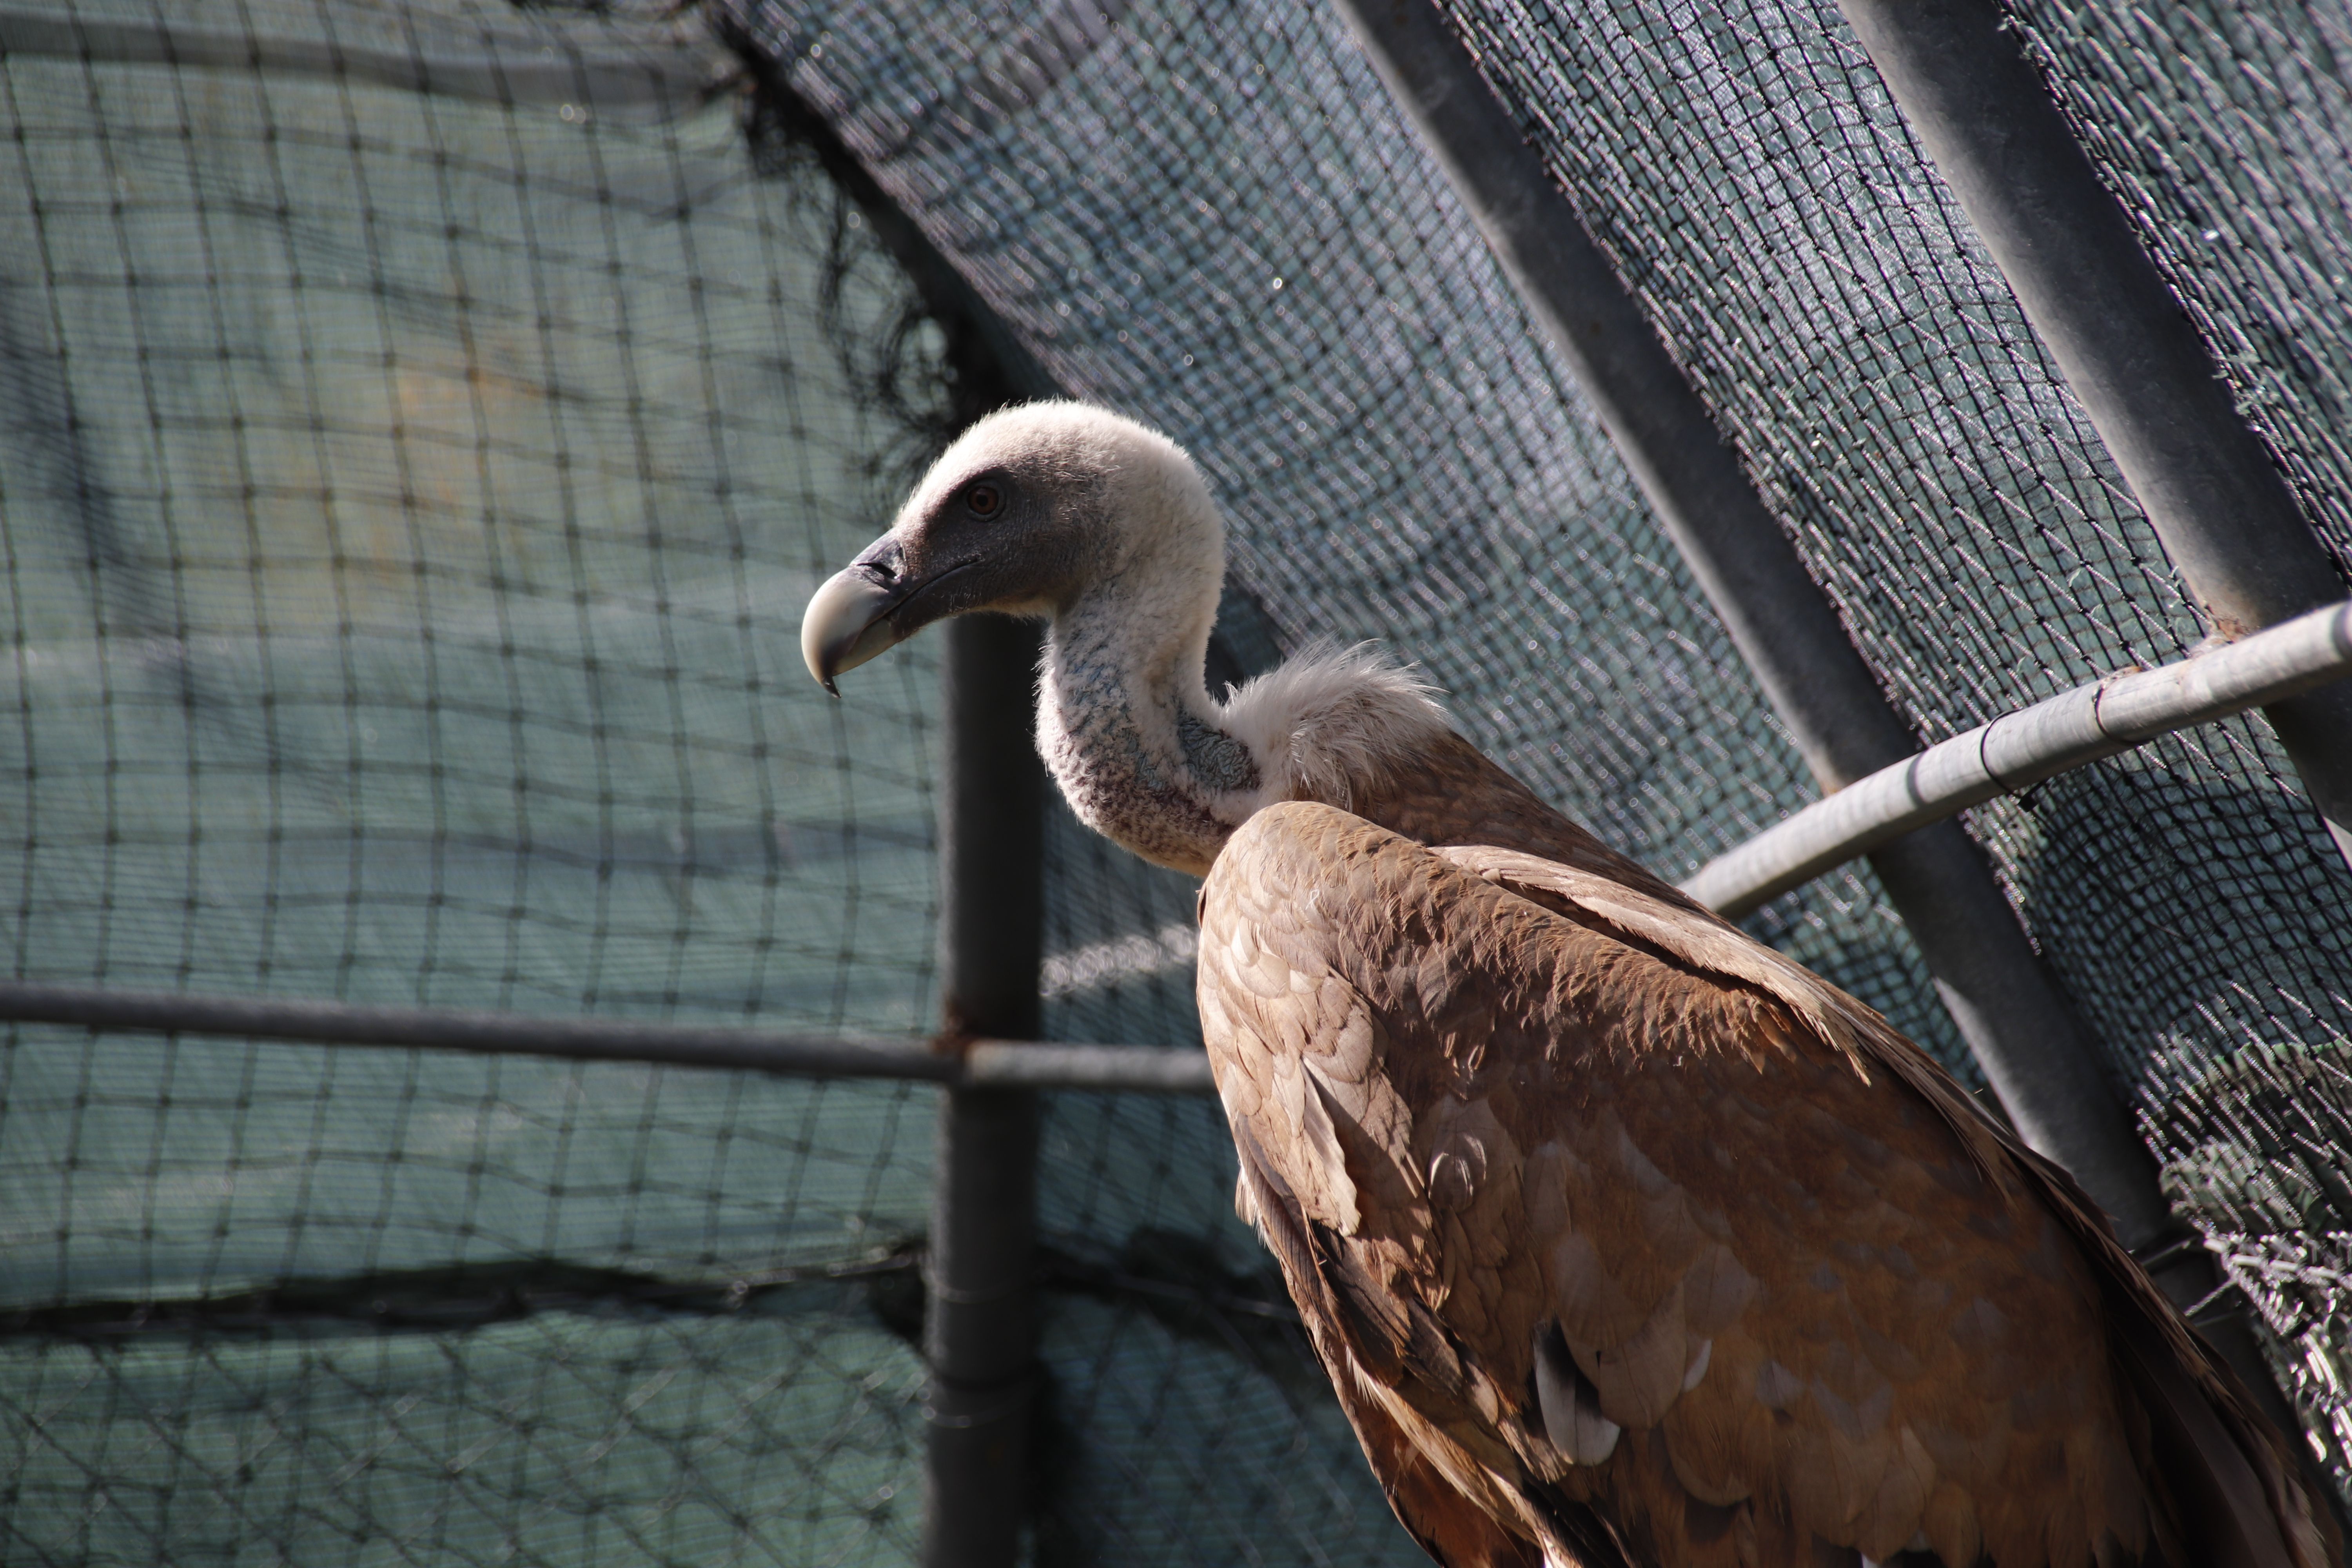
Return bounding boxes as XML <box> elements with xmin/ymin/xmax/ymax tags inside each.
<box><xmin>913</xmin><ymin>401</ymin><xmax>1452</xmax><ymax>871</ymax></box>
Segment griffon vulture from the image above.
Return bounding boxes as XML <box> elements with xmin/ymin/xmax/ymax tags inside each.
<box><xmin>800</xmin><ymin>401</ymin><xmax>2336</xmax><ymax>1568</ymax></box>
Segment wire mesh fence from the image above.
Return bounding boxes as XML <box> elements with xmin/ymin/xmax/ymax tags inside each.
<box><xmin>1416</xmin><ymin>0</ymin><xmax>2352</xmax><ymax>1473</ymax></box>
<box><xmin>0</xmin><ymin>2</ymin><xmax>951</xmax><ymax>1557</ymax></box>
<box><xmin>3</xmin><ymin>0</ymin><xmax>2352</xmax><ymax>1562</ymax></box>
<box><xmin>0</xmin><ymin>2</ymin><xmax>1394</xmax><ymax>1559</ymax></box>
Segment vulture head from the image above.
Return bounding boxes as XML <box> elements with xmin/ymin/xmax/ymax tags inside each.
<box><xmin>802</xmin><ymin>401</ymin><xmax>1448</xmax><ymax>875</ymax></box>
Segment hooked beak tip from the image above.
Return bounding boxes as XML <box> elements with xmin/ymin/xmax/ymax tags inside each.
<box><xmin>802</xmin><ymin>564</ymin><xmax>906</xmax><ymax>693</ymax></box>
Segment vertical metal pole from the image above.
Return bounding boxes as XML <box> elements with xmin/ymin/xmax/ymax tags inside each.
<box><xmin>1329</xmin><ymin>0</ymin><xmax>2171</xmax><ymax>1241</ymax></box>
<box><xmin>1837</xmin><ymin>0</ymin><xmax>2352</xmax><ymax>874</ymax></box>
<box><xmin>925</xmin><ymin>612</ymin><xmax>1047</xmax><ymax>1568</ymax></box>
<box><xmin>716</xmin><ymin>55</ymin><xmax>1062</xmax><ymax>1563</ymax></box>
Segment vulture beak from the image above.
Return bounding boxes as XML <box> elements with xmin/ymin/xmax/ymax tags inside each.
<box><xmin>801</xmin><ymin>536</ymin><xmax>971</xmax><ymax>696</ymax></box>
<box><xmin>801</xmin><ymin>563</ymin><xmax>906</xmax><ymax>697</ymax></box>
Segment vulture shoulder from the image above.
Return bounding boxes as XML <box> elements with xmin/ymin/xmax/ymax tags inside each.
<box><xmin>1196</xmin><ymin>800</ymin><xmax>2330</xmax><ymax>1568</ymax></box>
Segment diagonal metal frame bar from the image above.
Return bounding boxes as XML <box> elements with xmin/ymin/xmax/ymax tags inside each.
<box><xmin>1326</xmin><ymin>0</ymin><xmax>2170</xmax><ymax>1249</ymax></box>
<box><xmin>1839</xmin><ymin>0</ymin><xmax>2352</xmax><ymax>1507</ymax></box>
<box><xmin>1839</xmin><ymin>0</ymin><xmax>2352</xmax><ymax>878</ymax></box>
<box><xmin>1327</xmin><ymin>0</ymin><xmax>2323</xmax><ymax>1461</ymax></box>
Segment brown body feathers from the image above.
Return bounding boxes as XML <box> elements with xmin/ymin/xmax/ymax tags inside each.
<box><xmin>1200</xmin><ymin>759</ymin><xmax>2334</xmax><ymax>1568</ymax></box>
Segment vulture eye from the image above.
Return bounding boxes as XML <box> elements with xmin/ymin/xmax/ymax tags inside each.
<box><xmin>964</xmin><ymin>482</ymin><xmax>1004</xmax><ymax>517</ymax></box>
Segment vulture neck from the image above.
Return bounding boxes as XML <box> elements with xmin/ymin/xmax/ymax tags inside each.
<box><xmin>1038</xmin><ymin>566</ymin><xmax>1258</xmax><ymax>878</ymax></box>
<box><xmin>1034</xmin><ymin>544</ymin><xmax>1455</xmax><ymax>878</ymax></box>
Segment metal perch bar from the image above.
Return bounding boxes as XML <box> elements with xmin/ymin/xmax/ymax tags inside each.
<box><xmin>1686</xmin><ymin>599</ymin><xmax>2352</xmax><ymax>916</ymax></box>
<box><xmin>0</xmin><ymin>979</ymin><xmax>1214</xmax><ymax>1092</ymax></box>
<box><xmin>964</xmin><ymin>1040</ymin><xmax>1214</xmax><ymax>1093</ymax></box>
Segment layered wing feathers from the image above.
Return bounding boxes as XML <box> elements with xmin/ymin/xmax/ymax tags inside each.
<box><xmin>1199</xmin><ymin>801</ymin><xmax>2325</xmax><ymax>1568</ymax></box>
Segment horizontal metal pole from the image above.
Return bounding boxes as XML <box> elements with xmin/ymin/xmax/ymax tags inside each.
<box><xmin>1685</xmin><ymin>599</ymin><xmax>2352</xmax><ymax>916</ymax></box>
<box><xmin>0</xmin><ymin>7</ymin><xmax>722</xmax><ymax>117</ymax></box>
<box><xmin>964</xmin><ymin>1040</ymin><xmax>1211</xmax><ymax>1092</ymax></box>
<box><xmin>0</xmin><ymin>980</ymin><xmax>1213</xmax><ymax>1093</ymax></box>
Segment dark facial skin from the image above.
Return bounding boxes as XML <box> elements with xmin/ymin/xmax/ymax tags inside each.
<box><xmin>802</xmin><ymin>434</ymin><xmax>1125</xmax><ymax>693</ymax></box>
<box><xmin>852</xmin><ymin>463</ymin><xmax>1098</xmax><ymax>640</ymax></box>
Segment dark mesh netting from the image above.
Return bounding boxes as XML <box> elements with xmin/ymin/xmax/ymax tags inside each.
<box><xmin>0</xmin><ymin>0</ymin><xmax>951</xmax><ymax>1557</ymax></box>
<box><xmin>0</xmin><ymin>0</ymin><xmax>1391</xmax><ymax>1558</ymax></box>
<box><xmin>722</xmin><ymin>0</ymin><xmax>2009</xmax><ymax>1555</ymax></box>
<box><xmin>719</xmin><ymin>0</ymin><xmax>2352</xmax><ymax>1513</ymax></box>
<box><xmin>726</xmin><ymin>0</ymin><xmax>1973</xmax><ymax>1084</ymax></box>
<box><xmin>1994</xmin><ymin>0</ymin><xmax>2352</xmax><ymax>1469</ymax></box>
<box><xmin>1412</xmin><ymin>0</ymin><xmax>2352</xmax><ymax>1486</ymax></box>
<box><xmin>4</xmin><ymin>0</ymin><xmax>2352</xmax><ymax>1561</ymax></box>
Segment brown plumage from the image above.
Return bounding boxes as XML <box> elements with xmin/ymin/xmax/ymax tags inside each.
<box><xmin>802</xmin><ymin>402</ymin><xmax>2340</xmax><ymax>1568</ymax></box>
<box><xmin>1206</xmin><ymin>792</ymin><xmax>2328</xmax><ymax>1568</ymax></box>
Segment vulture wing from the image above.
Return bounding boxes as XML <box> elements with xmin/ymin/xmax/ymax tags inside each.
<box><xmin>1197</xmin><ymin>800</ymin><xmax>2329</xmax><ymax>1568</ymax></box>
